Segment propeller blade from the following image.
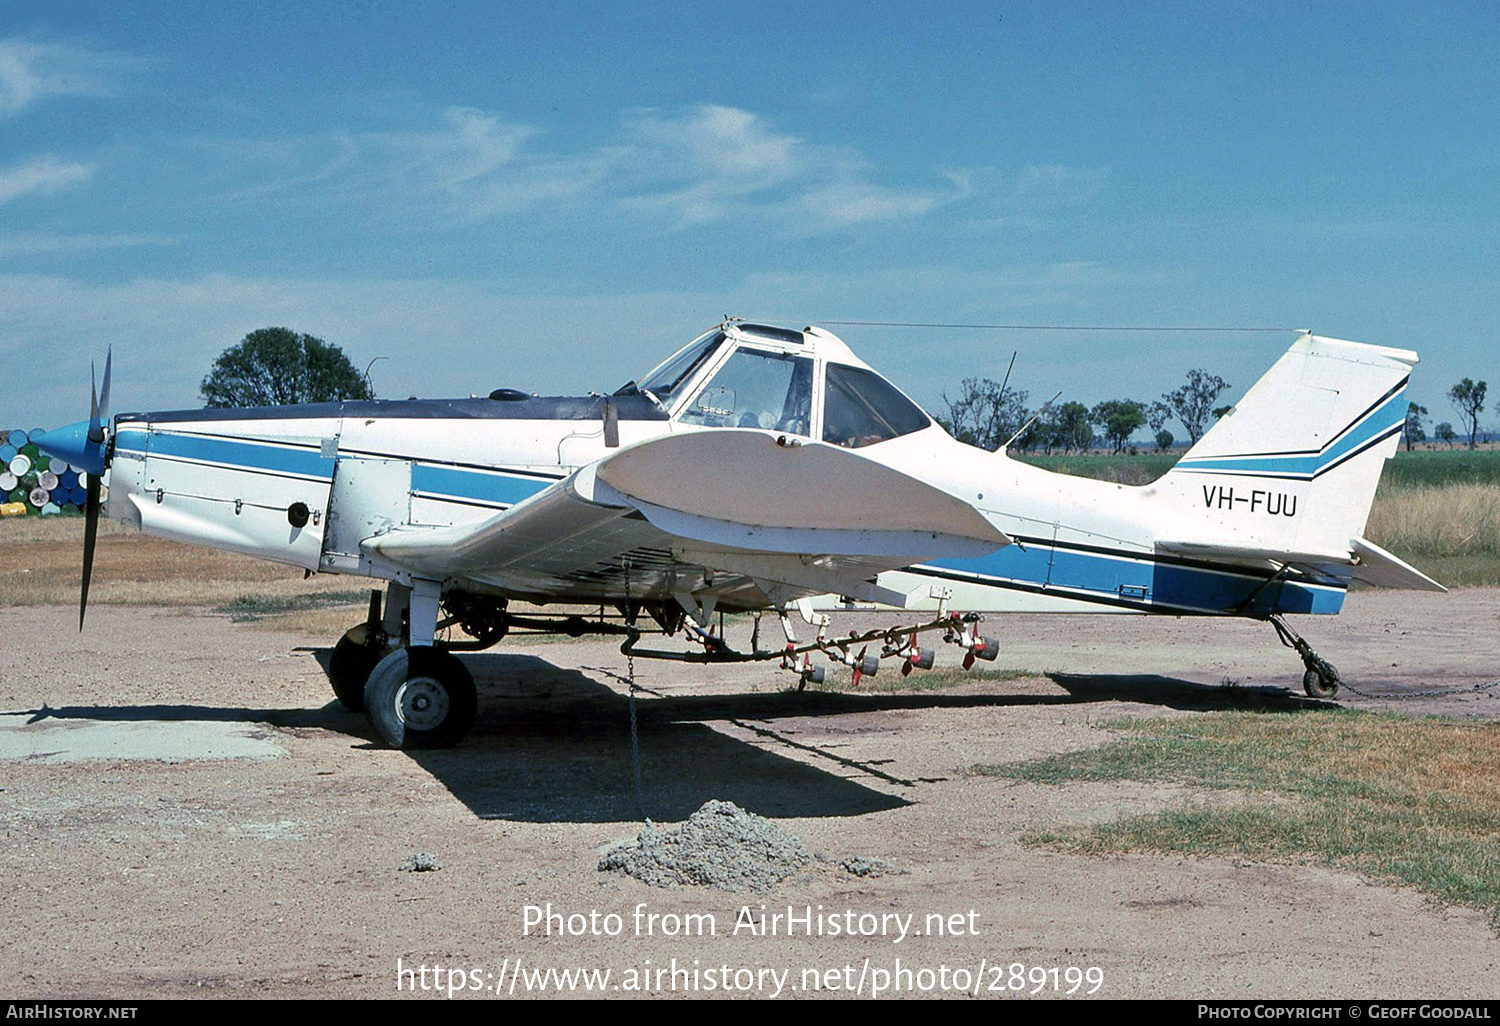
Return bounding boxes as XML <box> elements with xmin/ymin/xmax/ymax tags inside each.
<box><xmin>88</xmin><ymin>361</ymin><xmax>101</xmax><ymax>445</ymax></box>
<box><xmin>80</xmin><ymin>474</ymin><xmax>101</xmax><ymax>630</ymax></box>
<box><xmin>98</xmin><ymin>348</ymin><xmax>113</xmax><ymax>426</ymax></box>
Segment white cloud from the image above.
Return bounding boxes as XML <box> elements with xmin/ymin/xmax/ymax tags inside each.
<box><xmin>626</xmin><ymin>104</ymin><xmax>799</xmax><ymax>183</ymax></box>
<box><xmin>1011</xmin><ymin>163</ymin><xmax>1109</xmax><ymax>208</ymax></box>
<box><xmin>132</xmin><ymin>103</ymin><xmax>1081</xmax><ymax>239</ymax></box>
<box><xmin>301</xmin><ymin>106</ymin><xmax>607</xmax><ymax>220</ymax></box>
<box><xmin>616</xmin><ymin>104</ymin><xmax>964</xmax><ymax>230</ymax></box>
<box><xmin>0</xmin><ymin>38</ymin><xmax>127</xmax><ymax>117</ymax></box>
<box><xmin>194</xmin><ymin>102</ymin><xmax>959</xmax><ymax>231</ymax></box>
<box><xmin>791</xmin><ymin>181</ymin><xmax>943</xmax><ymax>226</ymax></box>
<box><xmin>0</xmin><ymin>155</ymin><xmax>95</xmax><ymax>204</ymax></box>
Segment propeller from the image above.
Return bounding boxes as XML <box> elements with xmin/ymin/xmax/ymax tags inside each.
<box><xmin>31</xmin><ymin>350</ymin><xmax>113</xmax><ymax>629</ymax></box>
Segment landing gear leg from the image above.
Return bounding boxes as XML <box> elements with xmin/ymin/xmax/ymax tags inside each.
<box><xmin>1268</xmin><ymin>614</ymin><xmax>1342</xmax><ymax>699</ymax></box>
<box><xmin>363</xmin><ymin>579</ymin><xmax>478</xmax><ymax>749</ymax></box>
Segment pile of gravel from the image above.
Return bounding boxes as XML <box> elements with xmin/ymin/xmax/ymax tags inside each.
<box><xmin>398</xmin><ymin>852</ymin><xmax>442</xmax><ymax>872</ymax></box>
<box><xmin>599</xmin><ymin>800</ymin><xmax>811</xmax><ymax>892</ymax></box>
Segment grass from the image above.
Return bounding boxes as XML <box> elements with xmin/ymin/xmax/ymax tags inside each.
<box><xmin>975</xmin><ymin>710</ymin><xmax>1500</xmax><ymax>926</ymax></box>
<box><xmin>0</xmin><ymin>515</ymin><xmax>372</xmax><ymax>609</ymax></box>
<box><xmin>217</xmin><ymin>591</ymin><xmax>373</xmax><ymax>622</ymax></box>
<box><xmin>1367</xmin><ymin>452</ymin><xmax>1500</xmax><ymax>585</ymax></box>
<box><xmin>1364</xmin><ymin>482</ymin><xmax>1500</xmax><ymax>586</ymax></box>
<box><xmin>1378</xmin><ymin>447</ymin><xmax>1500</xmax><ymax>488</ymax></box>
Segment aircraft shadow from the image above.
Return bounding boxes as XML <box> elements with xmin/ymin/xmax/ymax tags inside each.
<box><xmin>408</xmin><ymin>653</ymin><xmax>916</xmax><ymax>824</ymax></box>
<box><xmin>1042</xmin><ymin>672</ymin><xmax>1331</xmax><ymax>713</ymax></box>
<box><xmin>402</xmin><ymin>655</ymin><xmax>1330</xmax><ymax>823</ymax></box>
<box><xmin>7</xmin><ymin>659</ymin><xmax>1327</xmax><ymax>826</ymax></box>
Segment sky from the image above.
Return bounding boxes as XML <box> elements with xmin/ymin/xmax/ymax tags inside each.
<box><xmin>2</xmin><ymin>1</ymin><xmax>1496</xmax><ymax>438</ymax></box>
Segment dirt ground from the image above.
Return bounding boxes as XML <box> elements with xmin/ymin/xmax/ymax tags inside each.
<box><xmin>2</xmin><ymin>588</ymin><xmax>1499</xmax><ymax>1000</ymax></box>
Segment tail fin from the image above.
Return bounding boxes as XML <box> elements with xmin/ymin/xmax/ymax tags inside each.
<box><xmin>1155</xmin><ymin>332</ymin><xmax>1437</xmax><ymax>588</ymax></box>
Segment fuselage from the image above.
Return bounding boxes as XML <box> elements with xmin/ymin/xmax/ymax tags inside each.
<box><xmin>96</xmin><ymin>321</ymin><xmax>1356</xmax><ymax>618</ymax></box>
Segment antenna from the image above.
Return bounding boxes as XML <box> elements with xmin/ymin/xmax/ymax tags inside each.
<box><xmin>1001</xmin><ymin>390</ymin><xmax>1063</xmax><ymax>453</ymax></box>
<box><xmin>996</xmin><ymin>350</ymin><xmax>1017</xmax><ymax>406</ymax></box>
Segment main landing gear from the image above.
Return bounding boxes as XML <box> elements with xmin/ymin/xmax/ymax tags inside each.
<box><xmin>328</xmin><ymin>581</ymin><xmax>493</xmax><ymax>750</ymax></box>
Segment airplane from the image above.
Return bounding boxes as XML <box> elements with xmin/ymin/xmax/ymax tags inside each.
<box><xmin>33</xmin><ymin>319</ymin><xmax>1444</xmax><ymax>749</ymax></box>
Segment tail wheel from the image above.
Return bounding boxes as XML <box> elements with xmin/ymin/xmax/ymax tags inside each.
<box><xmin>1302</xmin><ymin>668</ymin><xmax>1339</xmax><ymax>699</ymax></box>
<box><xmin>328</xmin><ymin>623</ymin><xmax>387</xmax><ymax>712</ymax></box>
<box><xmin>364</xmin><ymin>647</ymin><xmax>477</xmax><ymax>749</ymax></box>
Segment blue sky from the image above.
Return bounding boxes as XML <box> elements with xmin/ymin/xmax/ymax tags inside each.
<box><xmin>2</xmin><ymin>1</ymin><xmax>1496</xmax><ymax>437</ymax></box>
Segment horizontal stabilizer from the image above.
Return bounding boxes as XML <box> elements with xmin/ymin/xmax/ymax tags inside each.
<box><xmin>1349</xmin><ymin>537</ymin><xmax>1447</xmax><ymax>592</ymax></box>
<box><xmin>1155</xmin><ymin>536</ymin><xmax>1446</xmax><ymax>593</ymax></box>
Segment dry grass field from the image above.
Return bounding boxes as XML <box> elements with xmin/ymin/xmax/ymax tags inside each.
<box><xmin>0</xmin><ymin>515</ymin><xmax>370</xmax><ymax>621</ymax></box>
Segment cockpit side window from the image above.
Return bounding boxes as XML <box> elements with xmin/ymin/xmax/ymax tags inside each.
<box><xmin>636</xmin><ymin>330</ymin><xmax>725</xmax><ymax>403</ymax></box>
<box><xmin>822</xmin><ymin>363</ymin><xmax>931</xmax><ymax>448</ymax></box>
<box><xmin>677</xmin><ymin>348</ymin><xmax>814</xmax><ymax>434</ymax></box>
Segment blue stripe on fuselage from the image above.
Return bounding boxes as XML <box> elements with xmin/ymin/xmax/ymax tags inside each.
<box><xmin>925</xmin><ymin>543</ymin><xmax>1344</xmax><ymax>615</ymax></box>
<box><xmin>410</xmin><ymin>463</ymin><xmax>555</xmax><ymax>507</ymax></box>
<box><xmin>114</xmin><ymin>428</ymin><xmax>331</xmax><ymax>480</ymax></box>
<box><xmin>115</xmin><ymin>428</ymin><xmax>560</xmax><ymax>507</ymax></box>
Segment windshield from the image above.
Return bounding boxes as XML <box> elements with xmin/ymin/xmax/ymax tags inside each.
<box><xmin>678</xmin><ymin>347</ymin><xmax>814</xmax><ymax>434</ymax></box>
<box><xmin>636</xmin><ymin>330</ymin><xmax>726</xmax><ymax>402</ymax></box>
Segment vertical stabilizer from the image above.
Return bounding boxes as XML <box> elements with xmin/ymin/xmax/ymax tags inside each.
<box><xmin>1156</xmin><ymin>333</ymin><xmax>1415</xmax><ymax>559</ymax></box>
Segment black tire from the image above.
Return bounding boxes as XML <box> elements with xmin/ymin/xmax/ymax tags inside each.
<box><xmin>328</xmin><ymin>624</ymin><xmax>386</xmax><ymax>712</ymax></box>
<box><xmin>1303</xmin><ymin>667</ymin><xmax>1339</xmax><ymax>699</ymax></box>
<box><xmin>364</xmin><ymin>646</ymin><xmax>477</xmax><ymax>749</ymax></box>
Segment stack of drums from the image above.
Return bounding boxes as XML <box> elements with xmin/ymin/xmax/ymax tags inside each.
<box><xmin>1</xmin><ymin>428</ymin><xmax>93</xmax><ymax>517</ymax></box>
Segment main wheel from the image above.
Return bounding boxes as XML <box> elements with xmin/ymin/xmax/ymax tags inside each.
<box><xmin>328</xmin><ymin>623</ymin><xmax>387</xmax><ymax>712</ymax></box>
<box><xmin>1302</xmin><ymin>667</ymin><xmax>1339</xmax><ymax>699</ymax></box>
<box><xmin>364</xmin><ymin>646</ymin><xmax>477</xmax><ymax>749</ymax></box>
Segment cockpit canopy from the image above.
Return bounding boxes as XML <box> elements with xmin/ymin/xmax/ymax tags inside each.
<box><xmin>628</xmin><ymin>322</ymin><xmax>931</xmax><ymax>449</ymax></box>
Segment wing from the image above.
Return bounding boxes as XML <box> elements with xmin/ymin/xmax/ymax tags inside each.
<box><xmin>364</xmin><ymin>429</ymin><xmax>1010</xmax><ymax>608</ymax></box>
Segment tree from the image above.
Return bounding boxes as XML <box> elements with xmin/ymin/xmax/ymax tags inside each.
<box><xmin>1448</xmin><ymin>378</ymin><xmax>1487</xmax><ymax>450</ymax></box>
<box><xmin>1035</xmin><ymin>401</ymin><xmax>1093</xmax><ymax>454</ymax></box>
<box><xmin>1145</xmin><ymin>401</ymin><xmax>1174</xmax><ymax>452</ymax></box>
<box><xmin>1162</xmin><ymin>369</ymin><xmax>1231</xmax><ymax>446</ymax></box>
<box><xmin>1436</xmin><ymin>422</ymin><xmax>1457</xmax><ymax>448</ymax></box>
<box><xmin>1090</xmin><ymin>399</ymin><xmax>1147</xmax><ymax>454</ymax></box>
<box><xmin>200</xmin><ymin>327</ymin><xmax>375</xmax><ymax>408</ymax></box>
<box><xmin>939</xmin><ymin>377</ymin><xmax>1029</xmax><ymax>450</ymax></box>
<box><xmin>1402</xmin><ymin>402</ymin><xmax>1428</xmax><ymax>451</ymax></box>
